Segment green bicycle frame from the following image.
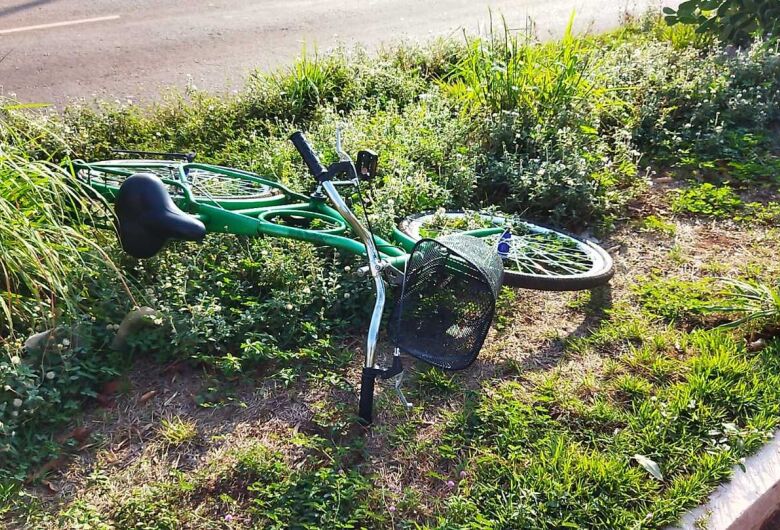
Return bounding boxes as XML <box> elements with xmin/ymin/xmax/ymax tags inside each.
<box><xmin>75</xmin><ymin>160</ymin><xmax>447</xmax><ymax>271</ymax></box>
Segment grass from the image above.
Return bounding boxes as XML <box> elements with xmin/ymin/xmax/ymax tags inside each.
<box><xmin>0</xmin><ymin>117</ymin><xmax>130</xmax><ymax>336</ymax></box>
<box><xmin>632</xmin><ymin>275</ymin><xmax>718</xmax><ymax>324</ymax></box>
<box><xmin>58</xmin><ymin>325</ymin><xmax>780</xmax><ymax>529</ymax></box>
<box><xmin>433</xmin><ymin>330</ymin><xmax>780</xmax><ymax>528</ymax></box>
<box><xmin>2</xmin><ymin>10</ymin><xmax>780</xmax><ymax>530</ymax></box>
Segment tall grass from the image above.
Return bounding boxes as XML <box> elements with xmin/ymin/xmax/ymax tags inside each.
<box><xmin>0</xmin><ymin>106</ymin><xmax>130</xmax><ymax>337</ymax></box>
<box><xmin>442</xmin><ymin>13</ymin><xmax>592</xmax><ymax>119</ymax></box>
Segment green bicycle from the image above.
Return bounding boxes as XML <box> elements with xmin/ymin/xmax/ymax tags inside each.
<box><xmin>73</xmin><ymin>130</ymin><xmax>614</xmax><ymax>423</ymax></box>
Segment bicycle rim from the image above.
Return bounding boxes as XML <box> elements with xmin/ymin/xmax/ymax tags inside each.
<box><xmin>77</xmin><ymin>160</ymin><xmax>277</xmax><ymax>201</ymax></box>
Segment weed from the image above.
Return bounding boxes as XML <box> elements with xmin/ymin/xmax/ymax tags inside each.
<box><xmin>611</xmin><ymin>373</ymin><xmax>654</xmax><ymax>402</ymax></box>
<box><xmin>566</xmin><ymin>303</ymin><xmax>655</xmax><ymax>356</ymax></box>
<box><xmin>416</xmin><ymin>367</ymin><xmax>460</xmax><ymax>395</ymax></box>
<box><xmin>113</xmin><ymin>484</ymin><xmax>181</xmax><ymax>530</ymax></box>
<box><xmin>706</xmin><ymin>278</ymin><xmax>780</xmax><ymax>330</ymax></box>
<box><xmin>159</xmin><ymin>416</ymin><xmax>198</xmax><ymax>446</ymax></box>
<box><xmin>668</xmin><ymin>244</ymin><xmax>688</xmax><ymax>265</ymax></box>
<box><xmin>640</xmin><ymin>215</ymin><xmax>677</xmax><ymax>235</ymax></box>
<box><xmin>444</xmin><ymin>13</ymin><xmax>592</xmax><ymax>120</ymax></box>
<box><xmin>0</xmin><ymin>115</ymin><xmax>130</xmax><ymax>335</ymax></box>
<box><xmin>493</xmin><ymin>287</ymin><xmax>517</xmax><ymax>331</ymax></box>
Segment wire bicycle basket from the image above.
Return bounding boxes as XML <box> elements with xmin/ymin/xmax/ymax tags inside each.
<box><xmin>390</xmin><ymin>234</ymin><xmax>503</xmax><ymax>370</ymax></box>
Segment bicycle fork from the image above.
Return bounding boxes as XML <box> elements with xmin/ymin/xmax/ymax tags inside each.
<box><xmin>320</xmin><ymin>180</ymin><xmax>410</xmax><ymax>424</ymax></box>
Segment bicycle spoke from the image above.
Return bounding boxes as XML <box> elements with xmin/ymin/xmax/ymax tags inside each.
<box><xmin>526</xmin><ymin>246</ymin><xmax>591</xmax><ymax>270</ymax></box>
<box><xmin>479</xmin><ymin>232</ymin><xmax>592</xmax><ymax>276</ymax></box>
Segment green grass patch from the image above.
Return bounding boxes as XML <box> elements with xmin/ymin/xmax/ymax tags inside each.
<box><xmin>633</xmin><ymin>275</ymin><xmax>718</xmax><ymax>323</ymax></box>
<box><xmin>672</xmin><ymin>183</ymin><xmax>743</xmax><ymax>218</ymax></box>
<box><xmin>435</xmin><ymin>331</ymin><xmax>780</xmax><ymax>529</ymax></box>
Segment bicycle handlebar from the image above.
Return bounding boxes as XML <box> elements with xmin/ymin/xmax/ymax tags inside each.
<box><xmin>289</xmin><ymin>131</ymin><xmax>329</xmax><ymax>181</ymax></box>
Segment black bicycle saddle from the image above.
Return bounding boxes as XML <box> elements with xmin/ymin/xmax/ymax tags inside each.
<box><xmin>115</xmin><ymin>173</ymin><xmax>206</xmax><ymax>258</ymax></box>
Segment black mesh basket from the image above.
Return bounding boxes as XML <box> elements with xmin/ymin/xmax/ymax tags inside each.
<box><xmin>389</xmin><ymin>234</ymin><xmax>503</xmax><ymax>370</ymax></box>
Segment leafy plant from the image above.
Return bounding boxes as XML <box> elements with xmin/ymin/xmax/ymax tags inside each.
<box><xmin>639</xmin><ymin>215</ymin><xmax>677</xmax><ymax>235</ymax></box>
<box><xmin>672</xmin><ymin>183</ymin><xmax>743</xmax><ymax>218</ymax></box>
<box><xmin>664</xmin><ymin>0</ymin><xmax>780</xmax><ymax>44</ymax></box>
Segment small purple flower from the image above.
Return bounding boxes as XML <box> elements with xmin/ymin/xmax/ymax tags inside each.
<box><xmin>388</xmin><ymin>505</ymin><xmax>396</xmax><ymax>513</ymax></box>
<box><xmin>446</xmin><ymin>480</ymin><xmax>455</xmax><ymax>488</ymax></box>
<box><xmin>224</xmin><ymin>514</ymin><xmax>233</xmax><ymax>522</ymax></box>
<box><xmin>459</xmin><ymin>470</ymin><xmax>467</xmax><ymax>479</ymax></box>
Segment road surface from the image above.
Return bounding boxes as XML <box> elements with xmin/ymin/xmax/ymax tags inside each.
<box><xmin>0</xmin><ymin>0</ymin><xmax>673</xmax><ymax>106</ymax></box>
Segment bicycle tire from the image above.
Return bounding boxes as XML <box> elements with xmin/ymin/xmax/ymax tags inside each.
<box><xmin>398</xmin><ymin>210</ymin><xmax>614</xmax><ymax>291</ymax></box>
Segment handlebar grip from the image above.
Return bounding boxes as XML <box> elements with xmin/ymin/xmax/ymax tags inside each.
<box><xmin>289</xmin><ymin>131</ymin><xmax>328</xmax><ymax>181</ymax></box>
<box><xmin>358</xmin><ymin>367</ymin><xmax>376</xmax><ymax>426</ymax></box>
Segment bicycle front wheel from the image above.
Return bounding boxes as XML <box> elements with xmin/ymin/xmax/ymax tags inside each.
<box><xmin>397</xmin><ymin>210</ymin><xmax>614</xmax><ymax>291</ymax></box>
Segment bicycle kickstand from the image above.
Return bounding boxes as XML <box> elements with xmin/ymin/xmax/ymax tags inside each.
<box><xmin>383</xmin><ymin>348</ymin><xmax>413</xmax><ymax>410</ymax></box>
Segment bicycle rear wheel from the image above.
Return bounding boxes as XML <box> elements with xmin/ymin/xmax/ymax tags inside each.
<box><xmin>397</xmin><ymin>210</ymin><xmax>614</xmax><ymax>291</ymax></box>
<box><xmin>75</xmin><ymin>160</ymin><xmax>278</xmax><ymax>202</ymax></box>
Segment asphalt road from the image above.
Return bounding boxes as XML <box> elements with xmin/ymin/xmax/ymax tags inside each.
<box><xmin>0</xmin><ymin>0</ymin><xmax>674</xmax><ymax>106</ymax></box>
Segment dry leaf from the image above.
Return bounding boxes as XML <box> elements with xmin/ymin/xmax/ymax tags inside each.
<box><xmin>633</xmin><ymin>454</ymin><xmax>663</xmax><ymax>480</ymax></box>
<box><xmin>139</xmin><ymin>390</ymin><xmax>158</xmax><ymax>404</ymax></box>
<box><xmin>56</xmin><ymin>426</ymin><xmax>91</xmax><ymax>444</ymax></box>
